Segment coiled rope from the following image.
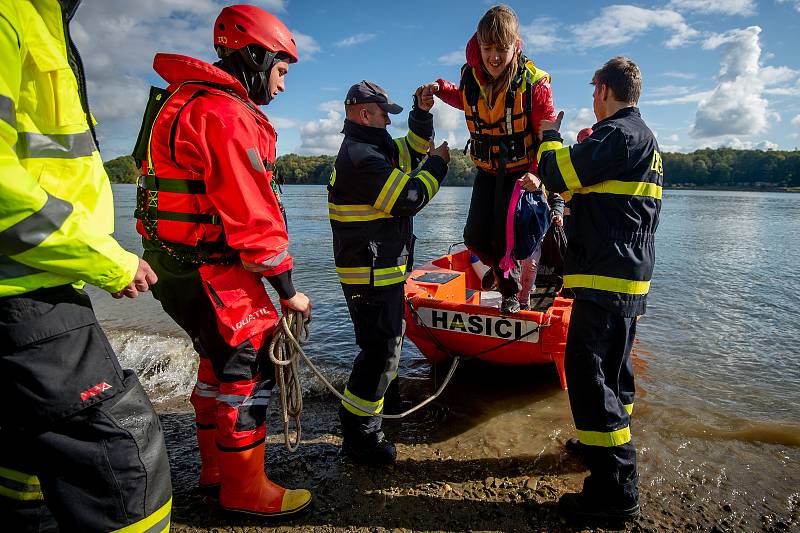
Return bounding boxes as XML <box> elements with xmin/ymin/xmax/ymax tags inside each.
<box><xmin>268</xmin><ymin>309</ymin><xmax>461</xmax><ymax>451</ymax></box>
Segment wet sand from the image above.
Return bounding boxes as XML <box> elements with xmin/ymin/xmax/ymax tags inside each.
<box><xmin>160</xmin><ymin>364</ymin><xmax>800</xmax><ymax>533</ymax></box>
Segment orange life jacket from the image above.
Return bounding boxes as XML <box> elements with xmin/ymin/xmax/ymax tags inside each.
<box><xmin>460</xmin><ymin>58</ymin><xmax>550</xmax><ymax>174</ymax></box>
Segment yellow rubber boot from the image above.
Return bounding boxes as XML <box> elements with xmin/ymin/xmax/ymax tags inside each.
<box><xmin>218</xmin><ymin>442</ymin><xmax>312</xmax><ymax>517</ymax></box>
<box><xmin>197</xmin><ymin>427</ymin><xmax>221</xmax><ymax>491</ymax></box>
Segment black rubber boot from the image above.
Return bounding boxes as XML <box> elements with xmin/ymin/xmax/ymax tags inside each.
<box><xmin>384</xmin><ymin>379</ymin><xmax>412</xmax><ymax>415</ymax></box>
<box><xmin>558</xmin><ymin>491</ymin><xmax>640</xmax><ymax>523</ymax></box>
<box><xmin>339</xmin><ymin>406</ymin><xmax>397</xmax><ymax>465</ymax></box>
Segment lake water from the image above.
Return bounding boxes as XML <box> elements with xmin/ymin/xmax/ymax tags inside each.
<box><xmin>90</xmin><ymin>185</ymin><xmax>799</xmax><ymax>524</ymax></box>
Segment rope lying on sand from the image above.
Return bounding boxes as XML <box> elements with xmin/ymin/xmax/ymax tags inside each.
<box><xmin>268</xmin><ymin>309</ymin><xmax>461</xmax><ymax>451</ymax></box>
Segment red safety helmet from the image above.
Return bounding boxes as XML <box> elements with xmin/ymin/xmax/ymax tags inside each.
<box><xmin>214</xmin><ymin>4</ymin><xmax>298</xmax><ymax>64</ymax></box>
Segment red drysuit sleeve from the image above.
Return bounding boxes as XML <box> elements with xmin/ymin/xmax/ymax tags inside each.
<box><xmin>434</xmin><ymin>78</ymin><xmax>464</xmax><ymax>110</ymax></box>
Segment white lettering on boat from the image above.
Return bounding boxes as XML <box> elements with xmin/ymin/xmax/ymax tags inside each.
<box><xmin>414</xmin><ymin>307</ymin><xmax>540</xmax><ymax>343</ymax></box>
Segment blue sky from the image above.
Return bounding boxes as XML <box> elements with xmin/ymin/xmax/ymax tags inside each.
<box><xmin>72</xmin><ymin>0</ymin><xmax>800</xmax><ymax>159</ymax></box>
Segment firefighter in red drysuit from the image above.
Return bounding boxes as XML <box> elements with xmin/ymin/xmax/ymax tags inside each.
<box><xmin>133</xmin><ymin>4</ymin><xmax>311</xmax><ymax>518</ymax></box>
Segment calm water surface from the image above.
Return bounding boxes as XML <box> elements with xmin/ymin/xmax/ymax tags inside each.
<box><xmin>90</xmin><ymin>185</ymin><xmax>799</xmax><ymax>523</ymax></box>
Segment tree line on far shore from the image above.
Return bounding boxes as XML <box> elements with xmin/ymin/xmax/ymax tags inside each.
<box><xmin>106</xmin><ymin>147</ymin><xmax>800</xmax><ymax>190</ymax></box>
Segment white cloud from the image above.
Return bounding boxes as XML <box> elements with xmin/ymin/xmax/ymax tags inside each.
<box><xmin>777</xmin><ymin>0</ymin><xmax>800</xmax><ymax>13</ymax></box>
<box><xmin>691</xmin><ymin>27</ymin><xmax>768</xmax><ymax>138</ymax></box>
<box><xmin>648</xmin><ymin>85</ymin><xmax>695</xmax><ymax>97</ymax></box>
<box><xmin>646</xmin><ymin>90</ymin><xmax>713</xmax><ymax>106</ymax></box>
<box><xmin>569</xmin><ymin>6</ymin><xmax>699</xmax><ymax>49</ymax></box>
<box><xmin>318</xmin><ymin>100</ymin><xmax>343</xmax><ymax>113</ymax></box>
<box><xmin>336</xmin><ymin>33</ymin><xmax>377</xmax><ymax>47</ymax></box>
<box><xmin>430</xmin><ymin>101</ymin><xmax>469</xmax><ymax>148</ymax></box>
<box><xmin>562</xmin><ymin>107</ymin><xmax>595</xmax><ymax>145</ymax></box>
<box><xmin>792</xmin><ymin>115</ymin><xmax>800</xmax><ymax>126</ymax></box>
<box><xmin>438</xmin><ymin>50</ymin><xmax>464</xmax><ymax>66</ymax></box>
<box><xmin>668</xmin><ymin>0</ymin><xmax>756</xmax><ymax>16</ymax></box>
<box><xmin>663</xmin><ymin>71</ymin><xmax>697</xmax><ymax>80</ymax></box>
<box><xmin>298</xmin><ymin>110</ymin><xmax>344</xmax><ymax>155</ymax></box>
<box><xmin>268</xmin><ymin>115</ymin><xmax>299</xmax><ymax>129</ymax></box>
<box><xmin>292</xmin><ymin>30</ymin><xmax>321</xmax><ymax>60</ymax></box>
<box><xmin>520</xmin><ymin>17</ymin><xmax>566</xmax><ymax>53</ymax></box>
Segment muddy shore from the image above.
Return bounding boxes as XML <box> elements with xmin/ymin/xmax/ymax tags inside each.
<box><xmin>160</xmin><ymin>393</ymin><xmax>799</xmax><ymax>533</ymax></box>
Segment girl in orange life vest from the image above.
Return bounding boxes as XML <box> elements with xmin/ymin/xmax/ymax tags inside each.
<box><xmin>423</xmin><ymin>4</ymin><xmax>557</xmax><ymax>314</ymax></box>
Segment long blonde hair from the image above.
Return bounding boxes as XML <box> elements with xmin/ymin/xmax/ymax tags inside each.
<box><xmin>477</xmin><ymin>4</ymin><xmax>521</xmax><ymax>104</ymax></box>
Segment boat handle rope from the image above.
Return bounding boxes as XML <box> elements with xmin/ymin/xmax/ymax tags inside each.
<box><xmin>268</xmin><ymin>309</ymin><xmax>461</xmax><ymax>452</ymax></box>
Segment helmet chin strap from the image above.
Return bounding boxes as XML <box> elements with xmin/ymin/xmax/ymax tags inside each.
<box><xmin>216</xmin><ymin>46</ymin><xmax>277</xmax><ymax>106</ymax></box>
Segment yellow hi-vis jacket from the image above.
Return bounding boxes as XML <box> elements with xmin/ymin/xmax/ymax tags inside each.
<box><xmin>0</xmin><ymin>0</ymin><xmax>138</xmax><ymax>297</ymax></box>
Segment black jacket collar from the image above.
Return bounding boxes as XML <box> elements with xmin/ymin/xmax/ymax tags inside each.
<box><xmin>594</xmin><ymin>106</ymin><xmax>640</xmax><ymax>129</ymax></box>
<box><xmin>342</xmin><ymin>119</ymin><xmax>394</xmax><ymax>154</ymax></box>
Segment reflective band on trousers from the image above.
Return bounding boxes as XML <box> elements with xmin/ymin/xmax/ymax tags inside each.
<box><xmin>570</xmin><ymin>180</ymin><xmax>663</xmax><ymax>200</ymax></box>
<box><xmin>192</xmin><ymin>381</ymin><xmax>218</xmax><ymax>398</ymax></box>
<box><xmin>0</xmin><ymin>94</ymin><xmax>15</xmax><ymax>129</ymax></box>
<box><xmin>415</xmin><ymin>170</ymin><xmax>439</xmax><ymax>199</ymax></box>
<box><xmin>563</xmin><ymin>274</ymin><xmax>651</xmax><ymax>295</ymax></box>
<box><xmin>328</xmin><ymin>203</ymin><xmax>392</xmax><ymax>222</ymax></box>
<box><xmin>111</xmin><ymin>497</ymin><xmax>172</xmax><ymax>533</ymax></box>
<box><xmin>216</xmin><ymin>390</ymin><xmax>271</xmax><ymax>408</ymax></box>
<box><xmin>342</xmin><ymin>387</ymin><xmax>383</xmax><ymax>416</ymax></box>
<box><xmin>374</xmin><ymin>169</ymin><xmax>410</xmax><ymax>213</ymax></box>
<box><xmin>0</xmin><ymin>194</ymin><xmax>72</xmax><ymax>256</ymax></box>
<box><xmin>336</xmin><ymin>266</ymin><xmax>371</xmax><ymax>285</ymax></box>
<box><xmin>624</xmin><ymin>403</ymin><xmax>634</xmax><ymax>415</ymax></box>
<box><xmin>555</xmin><ymin>146</ymin><xmax>582</xmax><ymax>191</ymax></box>
<box><xmin>0</xmin><ymin>467</ymin><xmax>43</xmax><ymax>501</ymax></box>
<box><xmin>15</xmin><ymin>130</ymin><xmax>96</xmax><ymax>159</ymax></box>
<box><xmin>577</xmin><ymin>426</ymin><xmax>632</xmax><ymax>447</ymax></box>
<box><xmin>373</xmin><ymin>264</ymin><xmax>407</xmax><ymax>287</ymax></box>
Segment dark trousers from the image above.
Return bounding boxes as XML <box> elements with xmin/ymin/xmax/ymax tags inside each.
<box><xmin>144</xmin><ymin>248</ymin><xmax>276</xmax><ymax>451</ymax></box>
<box><xmin>464</xmin><ymin>168</ymin><xmax>522</xmax><ymax>297</ymax></box>
<box><xmin>339</xmin><ymin>283</ymin><xmax>405</xmax><ymax>436</ymax></box>
<box><xmin>0</xmin><ymin>286</ymin><xmax>172</xmax><ymax>532</ymax></box>
<box><xmin>565</xmin><ymin>299</ymin><xmax>638</xmax><ymax>505</ymax></box>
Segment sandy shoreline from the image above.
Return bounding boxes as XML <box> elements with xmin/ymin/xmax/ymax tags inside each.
<box><xmin>159</xmin><ymin>397</ymin><xmax>799</xmax><ymax>533</ymax></box>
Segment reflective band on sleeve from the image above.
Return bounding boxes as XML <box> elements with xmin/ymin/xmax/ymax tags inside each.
<box><xmin>0</xmin><ymin>467</ymin><xmax>43</xmax><ymax>501</ymax></box>
<box><xmin>555</xmin><ymin>146</ymin><xmax>582</xmax><ymax>191</ymax></box>
<box><xmin>247</xmin><ymin>147</ymin><xmax>264</xmax><ymax>172</ymax></box>
<box><xmin>373</xmin><ymin>264</ymin><xmax>407</xmax><ymax>287</ymax></box>
<box><xmin>563</xmin><ymin>274</ymin><xmax>651</xmax><ymax>295</ymax></box>
<box><xmin>577</xmin><ymin>426</ymin><xmax>631</xmax><ymax>447</ymax></box>
<box><xmin>0</xmin><ymin>255</ymin><xmax>43</xmax><ymax>280</ymax></box>
<box><xmin>262</xmin><ymin>250</ymin><xmax>289</xmax><ymax>268</ymax></box>
<box><xmin>0</xmin><ymin>94</ymin><xmax>15</xmax><ymax>129</ymax></box>
<box><xmin>536</xmin><ymin>140</ymin><xmax>562</xmax><ymax>163</ymax></box>
<box><xmin>192</xmin><ymin>382</ymin><xmax>218</xmax><ymax>398</ymax></box>
<box><xmin>15</xmin><ymin>130</ymin><xmax>96</xmax><ymax>159</ymax></box>
<box><xmin>328</xmin><ymin>203</ymin><xmax>393</xmax><ymax>222</ymax></box>
<box><xmin>373</xmin><ymin>169</ymin><xmax>411</xmax><ymax>213</ymax></box>
<box><xmin>217</xmin><ymin>390</ymin><xmax>271</xmax><ymax>408</ymax></box>
<box><xmin>342</xmin><ymin>387</ymin><xmax>384</xmax><ymax>416</ymax></box>
<box><xmin>623</xmin><ymin>403</ymin><xmax>634</xmax><ymax>415</ymax></box>
<box><xmin>111</xmin><ymin>497</ymin><xmax>172</xmax><ymax>533</ymax></box>
<box><xmin>570</xmin><ymin>180</ymin><xmax>662</xmax><ymax>200</ymax></box>
<box><xmin>405</xmin><ymin>130</ymin><xmax>429</xmax><ymax>154</ymax></box>
<box><xmin>336</xmin><ymin>266</ymin><xmax>371</xmax><ymax>285</ymax></box>
<box><xmin>414</xmin><ymin>170</ymin><xmax>439</xmax><ymax>199</ymax></box>
<box><xmin>394</xmin><ymin>138</ymin><xmax>411</xmax><ymax>173</ymax></box>
<box><xmin>0</xmin><ymin>193</ymin><xmax>72</xmax><ymax>256</ymax></box>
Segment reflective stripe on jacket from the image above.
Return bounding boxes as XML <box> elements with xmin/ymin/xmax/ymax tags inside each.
<box><xmin>537</xmin><ymin>107</ymin><xmax>662</xmax><ymax>316</ymax></box>
<box><xmin>0</xmin><ymin>0</ymin><xmax>138</xmax><ymax>297</ymax></box>
<box><xmin>328</xmin><ymin>108</ymin><xmax>447</xmax><ymax>287</ymax></box>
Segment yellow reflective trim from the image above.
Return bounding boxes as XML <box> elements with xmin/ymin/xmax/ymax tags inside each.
<box><xmin>623</xmin><ymin>403</ymin><xmax>634</xmax><ymax>415</ymax></box>
<box><xmin>0</xmin><ymin>485</ymin><xmax>44</xmax><ymax>501</ymax></box>
<box><xmin>373</xmin><ymin>264</ymin><xmax>407</xmax><ymax>287</ymax></box>
<box><xmin>329</xmin><ymin>168</ymin><xmax>337</xmax><ymax>186</ymax></box>
<box><xmin>336</xmin><ymin>266</ymin><xmax>371</xmax><ymax>285</ymax></box>
<box><xmin>0</xmin><ymin>467</ymin><xmax>40</xmax><ymax>486</ymax></box>
<box><xmin>555</xmin><ymin>146</ymin><xmax>581</xmax><ymax>190</ymax></box>
<box><xmin>415</xmin><ymin>170</ymin><xmax>439</xmax><ymax>198</ymax></box>
<box><xmin>405</xmin><ymin>130</ymin><xmax>429</xmax><ymax>154</ymax></box>
<box><xmin>577</xmin><ymin>426</ymin><xmax>631</xmax><ymax>447</ymax></box>
<box><xmin>342</xmin><ymin>387</ymin><xmax>384</xmax><ymax>416</ymax></box>
<box><xmin>537</xmin><ymin>140</ymin><xmax>562</xmax><ymax>163</ymax></box>
<box><xmin>571</xmin><ymin>180</ymin><xmax>663</xmax><ymax>200</ymax></box>
<box><xmin>383</xmin><ymin>171</ymin><xmax>411</xmax><ymax>213</ymax></box>
<box><xmin>393</xmin><ymin>138</ymin><xmax>412</xmax><ymax>173</ymax></box>
<box><xmin>374</xmin><ymin>169</ymin><xmax>404</xmax><ymax>211</ymax></box>
<box><xmin>111</xmin><ymin>497</ymin><xmax>172</xmax><ymax>533</ymax></box>
<box><xmin>328</xmin><ymin>203</ymin><xmax>392</xmax><ymax>222</ymax></box>
<box><xmin>563</xmin><ymin>274</ymin><xmax>651</xmax><ymax>295</ymax></box>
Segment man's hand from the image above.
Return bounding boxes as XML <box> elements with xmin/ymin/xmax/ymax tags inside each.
<box><xmin>539</xmin><ymin>110</ymin><xmax>565</xmax><ymax>140</ymax></box>
<box><xmin>281</xmin><ymin>291</ymin><xmax>312</xmax><ymax>320</ymax></box>
<box><xmin>415</xmin><ymin>83</ymin><xmax>436</xmax><ymax>111</ymax></box>
<box><xmin>552</xmin><ymin>214</ymin><xmax>564</xmax><ymax>227</ymax></box>
<box><xmin>429</xmin><ymin>140</ymin><xmax>450</xmax><ymax>164</ymax></box>
<box><xmin>112</xmin><ymin>258</ymin><xmax>158</xmax><ymax>299</ymax></box>
<box><xmin>519</xmin><ymin>172</ymin><xmax>541</xmax><ymax>192</ymax></box>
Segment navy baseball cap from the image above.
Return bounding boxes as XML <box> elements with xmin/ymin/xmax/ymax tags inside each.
<box><xmin>344</xmin><ymin>80</ymin><xmax>403</xmax><ymax>114</ymax></box>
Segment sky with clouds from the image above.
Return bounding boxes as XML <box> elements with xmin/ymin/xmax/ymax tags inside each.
<box><xmin>72</xmin><ymin>0</ymin><xmax>800</xmax><ymax>159</ymax></box>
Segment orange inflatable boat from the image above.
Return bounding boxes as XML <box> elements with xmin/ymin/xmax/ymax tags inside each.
<box><xmin>404</xmin><ymin>247</ymin><xmax>572</xmax><ymax>389</ymax></box>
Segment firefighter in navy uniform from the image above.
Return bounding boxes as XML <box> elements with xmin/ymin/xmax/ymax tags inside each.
<box><xmin>329</xmin><ymin>81</ymin><xmax>450</xmax><ymax>464</ymax></box>
<box><xmin>534</xmin><ymin>57</ymin><xmax>662</xmax><ymax>522</ymax></box>
<box><xmin>133</xmin><ymin>4</ymin><xmax>312</xmax><ymax>518</ymax></box>
<box><xmin>0</xmin><ymin>0</ymin><xmax>172</xmax><ymax>531</ymax></box>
